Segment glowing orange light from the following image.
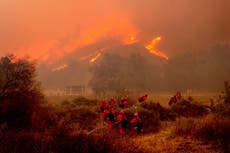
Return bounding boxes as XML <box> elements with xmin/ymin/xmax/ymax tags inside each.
<box><xmin>90</xmin><ymin>52</ymin><xmax>102</xmax><ymax>63</ymax></box>
<box><xmin>79</xmin><ymin>53</ymin><xmax>93</xmax><ymax>61</ymax></box>
<box><xmin>123</xmin><ymin>33</ymin><xmax>138</xmax><ymax>45</ymax></box>
<box><xmin>10</xmin><ymin>16</ymin><xmax>138</xmax><ymax>64</ymax></box>
<box><xmin>145</xmin><ymin>36</ymin><xmax>169</xmax><ymax>60</ymax></box>
<box><xmin>51</xmin><ymin>64</ymin><xmax>68</xmax><ymax>72</ymax></box>
<box><xmin>130</xmin><ymin>35</ymin><xmax>135</xmax><ymax>41</ymax></box>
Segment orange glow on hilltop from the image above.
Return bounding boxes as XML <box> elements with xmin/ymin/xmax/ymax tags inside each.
<box><xmin>51</xmin><ymin>16</ymin><xmax>137</xmax><ymax>61</ymax></box>
<box><xmin>51</xmin><ymin>64</ymin><xmax>68</xmax><ymax>72</ymax></box>
<box><xmin>123</xmin><ymin>33</ymin><xmax>138</xmax><ymax>45</ymax></box>
<box><xmin>80</xmin><ymin>48</ymin><xmax>106</xmax><ymax>62</ymax></box>
<box><xmin>90</xmin><ymin>52</ymin><xmax>102</xmax><ymax>63</ymax></box>
<box><xmin>145</xmin><ymin>36</ymin><xmax>169</xmax><ymax>60</ymax></box>
<box><xmin>10</xmin><ymin>16</ymin><xmax>138</xmax><ymax>63</ymax></box>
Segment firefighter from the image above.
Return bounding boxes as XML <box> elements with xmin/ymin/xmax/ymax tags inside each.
<box><xmin>116</xmin><ymin>109</ymin><xmax>127</xmax><ymax>135</ymax></box>
<box><xmin>138</xmin><ymin>94</ymin><xmax>148</xmax><ymax>103</ymax></box>
<box><xmin>168</xmin><ymin>95</ymin><xmax>177</xmax><ymax>106</ymax></box>
<box><xmin>176</xmin><ymin>91</ymin><xmax>182</xmax><ymax>101</ymax></box>
<box><xmin>99</xmin><ymin>100</ymin><xmax>106</xmax><ymax>112</ymax></box>
<box><xmin>168</xmin><ymin>91</ymin><xmax>182</xmax><ymax>106</ymax></box>
<box><xmin>120</xmin><ymin>96</ymin><xmax>128</xmax><ymax>108</ymax></box>
<box><xmin>130</xmin><ymin>113</ymin><xmax>143</xmax><ymax>137</ymax></box>
<box><xmin>107</xmin><ymin>106</ymin><xmax>116</xmax><ymax>131</ymax></box>
<box><xmin>108</xmin><ymin>97</ymin><xmax>116</xmax><ymax>108</ymax></box>
<box><xmin>99</xmin><ymin>100</ymin><xmax>106</xmax><ymax>120</ymax></box>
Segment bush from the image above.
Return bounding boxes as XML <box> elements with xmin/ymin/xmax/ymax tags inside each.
<box><xmin>0</xmin><ymin>130</ymin><xmax>113</xmax><ymax>153</ymax></box>
<box><xmin>141</xmin><ymin>102</ymin><xmax>176</xmax><ymax>121</ymax></box>
<box><xmin>124</xmin><ymin>106</ymin><xmax>161</xmax><ymax>133</ymax></box>
<box><xmin>213</xmin><ymin>82</ymin><xmax>230</xmax><ymax>117</ymax></box>
<box><xmin>194</xmin><ymin>116</ymin><xmax>230</xmax><ymax>152</ymax></box>
<box><xmin>172</xmin><ymin>117</ymin><xmax>196</xmax><ymax>136</ymax></box>
<box><xmin>0</xmin><ymin>55</ymin><xmax>44</xmax><ymax>129</ymax></box>
<box><xmin>171</xmin><ymin>99</ymin><xmax>209</xmax><ymax>117</ymax></box>
<box><xmin>172</xmin><ymin>115</ymin><xmax>230</xmax><ymax>152</ymax></box>
<box><xmin>223</xmin><ymin>81</ymin><xmax>230</xmax><ymax>104</ymax></box>
<box><xmin>72</xmin><ymin>96</ymin><xmax>99</xmax><ymax>106</ymax></box>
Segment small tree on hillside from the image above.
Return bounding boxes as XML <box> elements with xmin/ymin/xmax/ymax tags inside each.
<box><xmin>89</xmin><ymin>53</ymin><xmax>124</xmax><ymax>96</ymax></box>
<box><xmin>0</xmin><ymin>55</ymin><xmax>44</xmax><ymax>129</ymax></box>
<box><xmin>89</xmin><ymin>53</ymin><xmax>155</xmax><ymax>95</ymax></box>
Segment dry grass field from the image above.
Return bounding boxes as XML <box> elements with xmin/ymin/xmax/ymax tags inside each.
<box><xmin>1</xmin><ymin>90</ymin><xmax>229</xmax><ymax>153</ymax></box>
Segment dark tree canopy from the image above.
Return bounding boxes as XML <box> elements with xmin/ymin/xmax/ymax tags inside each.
<box><xmin>89</xmin><ymin>53</ymin><xmax>157</xmax><ymax>95</ymax></box>
<box><xmin>0</xmin><ymin>55</ymin><xmax>44</xmax><ymax>129</ymax></box>
<box><xmin>89</xmin><ymin>44</ymin><xmax>230</xmax><ymax>95</ymax></box>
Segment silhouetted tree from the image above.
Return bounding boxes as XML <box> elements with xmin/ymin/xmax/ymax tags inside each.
<box><xmin>0</xmin><ymin>55</ymin><xmax>44</xmax><ymax>129</ymax></box>
<box><xmin>89</xmin><ymin>53</ymin><xmax>124</xmax><ymax>96</ymax></box>
<box><xmin>89</xmin><ymin>53</ymin><xmax>155</xmax><ymax>95</ymax></box>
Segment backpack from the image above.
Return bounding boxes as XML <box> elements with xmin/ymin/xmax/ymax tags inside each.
<box><xmin>137</xmin><ymin>120</ymin><xmax>143</xmax><ymax>128</ymax></box>
<box><xmin>122</xmin><ymin>119</ymin><xmax>129</xmax><ymax>128</ymax></box>
<box><xmin>108</xmin><ymin>112</ymin><xmax>115</xmax><ymax>122</ymax></box>
<box><xmin>136</xmin><ymin>120</ymin><xmax>143</xmax><ymax>134</ymax></box>
<box><xmin>138</xmin><ymin>97</ymin><xmax>144</xmax><ymax>102</ymax></box>
<box><xmin>100</xmin><ymin>106</ymin><xmax>105</xmax><ymax>112</ymax></box>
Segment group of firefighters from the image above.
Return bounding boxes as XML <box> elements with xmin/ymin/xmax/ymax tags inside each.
<box><xmin>168</xmin><ymin>91</ymin><xmax>182</xmax><ymax>106</ymax></box>
<box><xmin>99</xmin><ymin>94</ymin><xmax>148</xmax><ymax>137</ymax></box>
<box><xmin>98</xmin><ymin>92</ymin><xmax>183</xmax><ymax>137</ymax></box>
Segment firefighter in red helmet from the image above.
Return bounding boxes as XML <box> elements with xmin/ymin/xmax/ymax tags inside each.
<box><xmin>130</xmin><ymin>113</ymin><xmax>143</xmax><ymax>137</ymax></box>
<box><xmin>138</xmin><ymin>94</ymin><xmax>148</xmax><ymax>103</ymax></box>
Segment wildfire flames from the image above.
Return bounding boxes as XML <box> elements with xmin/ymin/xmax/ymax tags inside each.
<box><xmin>145</xmin><ymin>37</ymin><xmax>169</xmax><ymax>60</ymax></box>
<box><xmin>90</xmin><ymin>52</ymin><xmax>102</xmax><ymax>63</ymax></box>
<box><xmin>51</xmin><ymin>64</ymin><xmax>68</xmax><ymax>72</ymax></box>
<box><xmin>123</xmin><ymin>33</ymin><xmax>138</xmax><ymax>45</ymax></box>
<box><xmin>6</xmin><ymin>16</ymin><xmax>169</xmax><ymax>63</ymax></box>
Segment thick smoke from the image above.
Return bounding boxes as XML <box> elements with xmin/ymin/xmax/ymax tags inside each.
<box><xmin>0</xmin><ymin>0</ymin><xmax>229</xmax><ymax>91</ymax></box>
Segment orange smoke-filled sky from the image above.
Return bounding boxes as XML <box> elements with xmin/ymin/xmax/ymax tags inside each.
<box><xmin>0</xmin><ymin>0</ymin><xmax>229</xmax><ymax>62</ymax></box>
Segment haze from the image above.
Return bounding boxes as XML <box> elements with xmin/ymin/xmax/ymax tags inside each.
<box><xmin>0</xmin><ymin>0</ymin><xmax>229</xmax><ymax>92</ymax></box>
<box><xmin>0</xmin><ymin>0</ymin><xmax>229</xmax><ymax>58</ymax></box>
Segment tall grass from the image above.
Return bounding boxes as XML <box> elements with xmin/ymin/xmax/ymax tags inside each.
<box><xmin>172</xmin><ymin>115</ymin><xmax>230</xmax><ymax>152</ymax></box>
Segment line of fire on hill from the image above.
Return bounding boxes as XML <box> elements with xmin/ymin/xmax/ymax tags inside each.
<box><xmin>98</xmin><ymin>94</ymin><xmax>147</xmax><ymax>137</ymax></box>
<box><xmin>98</xmin><ymin>92</ymin><xmax>182</xmax><ymax>137</ymax></box>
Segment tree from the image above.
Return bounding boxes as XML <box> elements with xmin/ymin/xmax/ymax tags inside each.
<box><xmin>89</xmin><ymin>53</ymin><xmax>157</xmax><ymax>95</ymax></box>
<box><xmin>0</xmin><ymin>55</ymin><xmax>44</xmax><ymax>129</ymax></box>
<box><xmin>89</xmin><ymin>53</ymin><xmax>124</xmax><ymax>96</ymax></box>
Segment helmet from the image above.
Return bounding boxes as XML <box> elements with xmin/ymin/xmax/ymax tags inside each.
<box><xmin>120</xmin><ymin>109</ymin><xmax>125</xmax><ymax>114</ymax></box>
<box><xmin>108</xmin><ymin>105</ymin><xmax>112</xmax><ymax>108</ymax></box>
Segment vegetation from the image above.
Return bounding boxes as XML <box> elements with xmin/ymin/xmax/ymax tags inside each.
<box><xmin>170</xmin><ymin>98</ymin><xmax>209</xmax><ymax>117</ymax></box>
<box><xmin>172</xmin><ymin>82</ymin><xmax>230</xmax><ymax>152</ymax></box>
<box><xmin>0</xmin><ymin>54</ymin><xmax>229</xmax><ymax>153</ymax></box>
<box><xmin>89</xmin><ymin>53</ymin><xmax>156</xmax><ymax>95</ymax></box>
<box><xmin>89</xmin><ymin>45</ymin><xmax>230</xmax><ymax>95</ymax></box>
<box><xmin>0</xmin><ymin>55</ymin><xmax>44</xmax><ymax>129</ymax></box>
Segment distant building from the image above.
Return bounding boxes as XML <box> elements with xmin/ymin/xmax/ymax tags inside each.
<box><xmin>65</xmin><ymin>85</ymin><xmax>86</xmax><ymax>95</ymax></box>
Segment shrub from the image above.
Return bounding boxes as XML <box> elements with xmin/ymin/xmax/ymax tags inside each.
<box><xmin>196</xmin><ymin>116</ymin><xmax>230</xmax><ymax>152</ymax></box>
<box><xmin>72</xmin><ymin>96</ymin><xmax>99</xmax><ymax>106</ymax></box>
<box><xmin>141</xmin><ymin>102</ymin><xmax>176</xmax><ymax>121</ymax></box>
<box><xmin>0</xmin><ymin>130</ymin><xmax>113</xmax><ymax>153</ymax></box>
<box><xmin>172</xmin><ymin>115</ymin><xmax>230</xmax><ymax>152</ymax></box>
<box><xmin>0</xmin><ymin>55</ymin><xmax>45</xmax><ymax>129</ymax></box>
<box><xmin>213</xmin><ymin>82</ymin><xmax>230</xmax><ymax>117</ymax></box>
<box><xmin>171</xmin><ymin>99</ymin><xmax>209</xmax><ymax>117</ymax></box>
<box><xmin>223</xmin><ymin>81</ymin><xmax>230</xmax><ymax>104</ymax></box>
<box><xmin>124</xmin><ymin>106</ymin><xmax>160</xmax><ymax>133</ymax></box>
<box><xmin>172</xmin><ymin>117</ymin><xmax>196</xmax><ymax>136</ymax></box>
